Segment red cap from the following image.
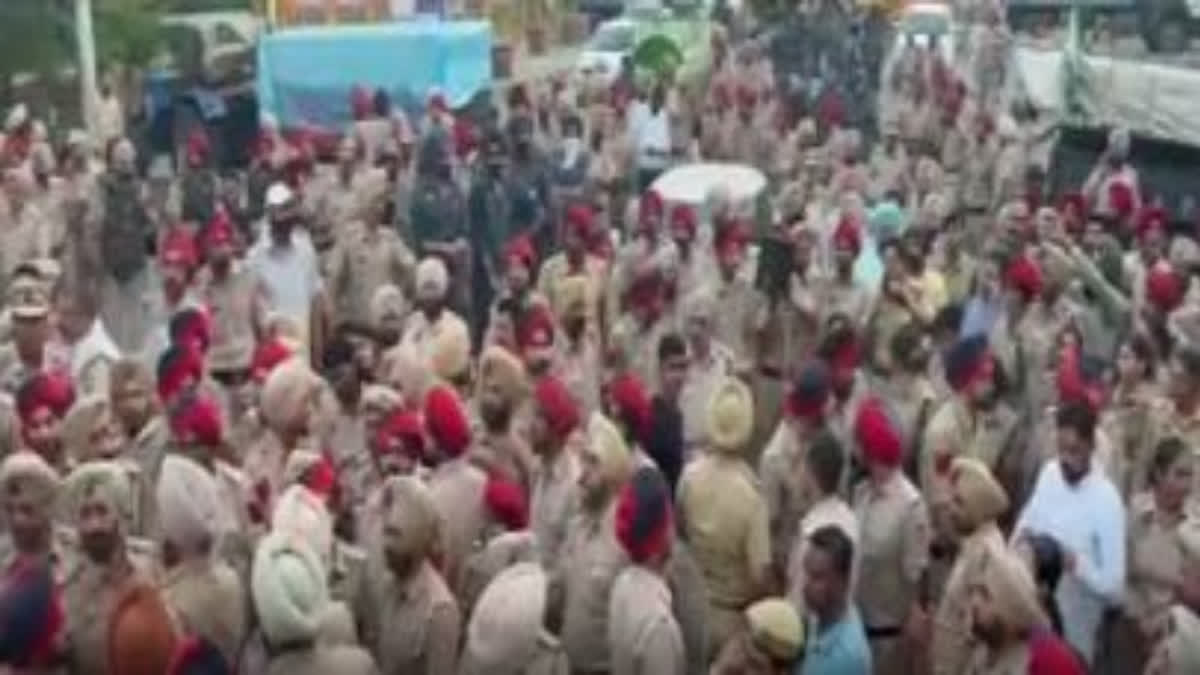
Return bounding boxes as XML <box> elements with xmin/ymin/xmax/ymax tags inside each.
<box><xmin>374</xmin><ymin>407</ymin><xmax>425</xmax><ymax>459</ymax></box>
<box><xmin>168</xmin><ymin>395</ymin><xmax>224</xmax><ymax>447</ymax></box>
<box><xmin>250</xmin><ymin>338</ymin><xmax>294</xmax><ymax>384</ymax></box>
<box><xmin>1004</xmin><ymin>255</ymin><xmax>1043</xmax><ymax>299</ymax></box>
<box><xmin>669</xmin><ymin>204</ymin><xmax>697</xmax><ymax>240</ymax></box>
<box><xmin>1146</xmin><ymin>263</ymin><xmax>1185</xmax><ymax>312</ymax></box>
<box><xmin>504</xmin><ymin>234</ymin><xmax>537</xmax><ymax>271</ymax></box>
<box><xmin>854</xmin><ymin>398</ymin><xmax>902</xmax><ymax>467</ymax></box>
<box><xmin>160</xmin><ymin>229</ymin><xmax>198</xmax><ymax>268</ymax></box>
<box><xmin>423</xmin><ymin>385</ymin><xmax>471</xmax><ymax>457</ymax></box>
<box><xmin>534</xmin><ymin>375</ymin><xmax>580</xmax><ymax>440</ymax></box>
<box><xmin>607</xmin><ymin>372</ymin><xmax>651</xmax><ymax>442</ymax></box>
<box><xmin>483</xmin><ymin>474</ymin><xmax>529</xmax><ymax>531</ymax></box>
<box><xmin>1108</xmin><ymin>181</ymin><xmax>1135</xmax><ymax>218</ymax></box>
<box><xmin>832</xmin><ymin>216</ymin><xmax>862</xmax><ymax>254</ymax></box>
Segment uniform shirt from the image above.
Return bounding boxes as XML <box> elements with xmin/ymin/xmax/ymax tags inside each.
<box><xmin>931</xmin><ymin>523</ymin><xmax>1006</xmax><ymax>675</ymax></box>
<box><xmin>161</xmin><ymin>558</ymin><xmax>246</xmax><ymax>666</ymax></box>
<box><xmin>759</xmin><ymin>422</ymin><xmax>815</xmax><ymax>573</ymax></box>
<box><xmin>530</xmin><ymin>434</ymin><xmax>582</xmax><ymax>565</ymax></box>
<box><xmin>63</xmin><ymin>319</ymin><xmax>121</xmax><ymax>398</ymax></box>
<box><xmin>852</xmin><ymin>471</ymin><xmax>931</xmax><ymax>631</ymax></box>
<box><xmin>678</xmin><ymin>342</ymin><xmax>735</xmax><ymax>450</ymax></box>
<box><xmin>560</xmin><ymin>500</ymin><xmax>630</xmax><ymax>672</ymax></box>
<box><xmin>608</xmin><ymin>565</ymin><xmax>686</xmax><ymax>675</ymax></box>
<box><xmin>1122</xmin><ymin>493</ymin><xmax>1189</xmax><ymax>639</ymax></box>
<box><xmin>677</xmin><ymin>454</ymin><xmax>771</xmax><ymax>610</ymax></box>
<box><xmin>361</xmin><ymin>559</ymin><xmax>461</xmax><ymax>675</ymax></box>
<box><xmin>1012</xmin><ymin>460</ymin><xmax>1125</xmax><ymax>664</ymax></box>
<box><xmin>799</xmin><ymin>607</ymin><xmax>873</xmax><ymax>675</ymax></box>
<box><xmin>426</xmin><ymin>456</ymin><xmax>487</xmax><ymax>592</ymax></box>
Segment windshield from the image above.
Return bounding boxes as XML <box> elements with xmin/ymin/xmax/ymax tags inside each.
<box><xmin>589</xmin><ymin>24</ymin><xmax>637</xmax><ymax>51</ymax></box>
<box><xmin>901</xmin><ymin>10</ymin><xmax>950</xmax><ymax>35</ymax></box>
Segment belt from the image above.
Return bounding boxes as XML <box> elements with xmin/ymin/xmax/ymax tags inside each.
<box><xmin>758</xmin><ymin>364</ymin><xmax>785</xmax><ymax>379</ymax></box>
<box><xmin>866</xmin><ymin>625</ymin><xmax>903</xmax><ymax>639</ymax></box>
<box><xmin>963</xmin><ymin>205</ymin><xmax>989</xmax><ymax>214</ymax></box>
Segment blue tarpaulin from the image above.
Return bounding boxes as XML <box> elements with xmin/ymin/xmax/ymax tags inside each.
<box><xmin>256</xmin><ymin>19</ymin><xmax>492</xmax><ymax>130</ymax></box>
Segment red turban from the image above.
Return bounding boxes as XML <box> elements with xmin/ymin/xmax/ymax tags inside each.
<box><xmin>1059</xmin><ymin>192</ymin><xmax>1086</xmax><ymax>217</ymax></box>
<box><xmin>1027</xmin><ymin>631</ymin><xmax>1085</xmax><ymax>675</ymax></box>
<box><xmin>169</xmin><ymin>307</ymin><xmax>212</xmax><ymax>355</ymax></box>
<box><xmin>350</xmin><ymin>85</ymin><xmax>372</xmax><ymax>121</ymax></box>
<box><xmin>787</xmin><ymin>361</ymin><xmax>832</xmax><ymax>420</ymax></box>
<box><xmin>1136</xmin><ymin>206</ymin><xmax>1167</xmax><ymax>240</ymax></box>
<box><xmin>423</xmin><ymin>385</ymin><xmax>471</xmax><ymax>457</ymax></box>
<box><xmin>670</xmin><ymin>204</ymin><xmax>697</xmax><ymax>240</ymax></box>
<box><xmin>1004</xmin><ymin>255</ymin><xmax>1043</xmax><ymax>299</ymax></box>
<box><xmin>1145</xmin><ymin>264</ymin><xmax>1185</xmax><ymax>312</ymax></box>
<box><xmin>16</xmin><ymin>372</ymin><xmax>75</xmax><ymax>425</ymax></box>
<box><xmin>300</xmin><ymin>452</ymin><xmax>338</xmax><ymax>503</ymax></box>
<box><xmin>483</xmin><ymin>474</ymin><xmax>529</xmax><ymax>531</ymax></box>
<box><xmin>626</xmin><ymin>267</ymin><xmax>663</xmax><ymax>310</ymax></box>
<box><xmin>185</xmin><ymin>129</ymin><xmax>210</xmax><ymax>166</ymax></box>
<box><xmin>160</xmin><ymin>229</ymin><xmax>198</xmax><ymax>269</ymax></box>
<box><xmin>1108</xmin><ymin>181</ymin><xmax>1135</xmax><ymax>218</ymax></box>
<box><xmin>943</xmin><ymin>335</ymin><xmax>991</xmax><ymax>393</ymax></box>
<box><xmin>204</xmin><ymin>208</ymin><xmax>235</xmax><ymax>250</ymax></box>
<box><xmin>504</xmin><ymin>234</ymin><xmax>537</xmax><ymax>271</ymax></box>
<box><xmin>517</xmin><ymin>304</ymin><xmax>555</xmax><ymax>353</ymax></box>
<box><xmin>715</xmin><ymin>221</ymin><xmax>751</xmax><ymax>259</ymax></box>
<box><xmin>614</xmin><ymin>466</ymin><xmax>673</xmax><ymax>564</ymax></box>
<box><xmin>639</xmin><ymin>190</ymin><xmax>664</xmax><ymax>227</ymax></box>
<box><xmin>736</xmin><ymin>84</ymin><xmax>757</xmax><ymax>108</ymax></box>
<box><xmin>156</xmin><ymin>345</ymin><xmax>203</xmax><ymax>404</ymax></box>
<box><xmin>374</xmin><ymin>407</ymin><xmax>425</xmax><ymax>459</ymax></box>
<box><xmin>607</xmin><ymin>372</ymin><xmax>651</xmax><ymax>442</ymax></box>
<box><xmin>832</xmin><ymin>216</ymin><xmax>862</xmax><ymax>254</ymax></box>
<box><xmin>250</xmin><ymin>339</ymin><xmax>294</xmax><ymax>384</ymax></box>
<box><xmin>564</xmin><ymin>204</ymin><xmax>594</xmax><ymax>238</ymax></box>
<box><xmin>168</xmin><ymin>395</ymin><xmax>224</xmax><ymax>447</ymax></box>
<box><xmin>534</xmin><ymin>375</ymin><xmax>579</xmax><ymax>440</ymax></box>
<box><xmin>0</xmin><ymin>558</ymin><xmax>64</xmax><ymax>669</ymax></box>
<box><xmin>854</xmin><ymin>398</ymin><xmax>902</xmax><ymax>467</ymax></box>
<box><xmin>1055</xmin><ymin>342</ymin><xmax>1103</xmax><ymax>413</ymax></box>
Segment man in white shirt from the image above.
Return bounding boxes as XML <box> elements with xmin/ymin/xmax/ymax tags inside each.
<box><xmin>1012</xmin><ymin>400</ymin><xmax>1126</xmax><ymax>666</ymax></box>
<box><xmin>247</xmin><ymin>183</ymin><xmax>327</xmax><ymax>361</ymax></box>
<box><xmin>632</xmin><ymin>85</ymin><xmax>671</xmax><ymax>192</ymax></box>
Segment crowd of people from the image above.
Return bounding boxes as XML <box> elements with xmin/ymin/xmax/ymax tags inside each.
<box><xmin>0</xmin><ymin>3</ymin><xmax>1196</xmax><ymax>674</ymax></box>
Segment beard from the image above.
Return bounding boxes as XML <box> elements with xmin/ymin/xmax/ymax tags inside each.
<box><xmin>81</xmin><ymin>529</ymin><xmax>119</xmax><ymax>564</ymax></box>
<box><xmin>480</xmin><ymin>401</ymin><xmax>513</xmax><ymax>432</ymax></box>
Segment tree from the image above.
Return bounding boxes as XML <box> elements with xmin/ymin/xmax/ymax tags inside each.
<box><xmin>95</xmin><ymin>0</ymin><xmax>168</xmax><ymax>71</ymax></box>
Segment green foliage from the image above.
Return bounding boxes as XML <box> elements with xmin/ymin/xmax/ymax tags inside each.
<box><xmin>95</xmin><ymin>0</ymin><xmax>168</xmax><ymax>69</ymax></box>
<box><xmin>0</xmin><ymin>2</ymin><xmax>74</xmax><ymax>77</ymax></box>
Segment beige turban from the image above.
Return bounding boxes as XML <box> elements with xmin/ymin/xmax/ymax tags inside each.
<box><xmin>555</xmin><ymin>275</ymin><xmax>590</xmax><ymax>320</ymax></box>
<box><xmin>369</xmin><ymin>284</ymin><xmax>407</xmax><ymax>330</ymax></box>
<box><xmin>317</xmin><ymin>601</ymin><xmax>359</xmax><ymax>646</ymax></box>
<box><xmin>479</xmin><ymin>346</ymin><xmax>528</xmax><ymax>404</ymax></box>
<box><xmin>416</xmin><ymin>257</ymin><xmax>449</xmax><ymax>299</ymax></box>
<box><xmin>64</xmin><ymin>460</ymin><xmax>134</xmax><ymax>528</ymax></box>
<box><xmin>949</xmin><ymin>457</ymin><xmax>1009</xmax><ymax>528</ymax></box>
<box><xmin>112</xmin><ymin>138</ymin><xmax>136</xmax><ymax>165</ymax></box>
<box><xmin>746</xmin><ymin>598</ymin><xmax>804</xmax><ymax>662</ymax></box>
<box><xmin>259</xmin><ymin>358</ymin><xmax>321</xmax><ymax>433</ymax></box>
<box><xmin>683</xmin><ymin>289</ymin><xmax>716</xmax><ymax>322</ymax></box>
<box><xmin>980</xmin><ymin>548</ymin><xmax>1046</xmax><ymax>633</ymax></box>
<box><xmin>251</xmin><ymin>531</ymin><xmax>329</xmax><ymax>647</ymax></box>
<box><xmin>360</xmin><ymin>385</ymin><xmax>403</xmax><ymax>417</ymax></box>
<box><xmin>271</xmin><ymin>484</ymin><xmax>333</xmax><ymax>567</ymax></box>
<box><xmin>381</xmin><ymin>343</ymin><xmax>432</xmax><ymax>406</ymax></box>
<box><xmin>459</xmin><ymin>531</ymin><xmax>539</xmax><ymax>614</ymax></box>
<box><xmin>708</xmin><ymin>377</ymin><xmax>754</xmax><ymax>453</ymax></box>
<box><xmin>264</xmin><ymin>312</ymin><xmax>305</xmax><ymax>347</ymax></box>
<box><xmin>0</xmin><ymin>450</ymin><xmax>60</xmax><ymax>510</ymax></box>
<box><xmin>156</xmin><ymin>454</ymin><xmax>221</xmax><ymax>555</ymax></box>
<box><xmin>462</xmin><ymin>562</ymin><xmax>549</xmax><ymax>673</ymax></box>
<box><xmin>1157</xmin><ymin>605</ymin><xmax>1200</xmax><ymax>674</ymax></box>
<box><xmin>379</xmin><ymin>475</ymin><xmax>440</xmax><ymax>558</ymax></box>
<box><xmin>60</xmin><ymin>395</ymin><xmax>112</xmax><ymax>461</ymax></box>
<box><xmin>430</xmin><ymin>321</ymin><xmax>471</xmax><ymax>383</ymax></box>
<box><xmin>587</xmin><ymin>412</ymin><xmax>631</xmax><ymax>486</ymax></box>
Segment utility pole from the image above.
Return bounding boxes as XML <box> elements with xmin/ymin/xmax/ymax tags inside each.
<box><xmin>75</xmin><ymin>0</ymin><xmax>99</xmax><ymax>140</ymax></box>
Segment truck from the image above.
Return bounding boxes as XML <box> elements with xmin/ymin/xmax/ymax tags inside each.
<box><xmin>1006</xmin><ymin>0</ymin><xmax>1200</xmax><ymax>54</ymax></box>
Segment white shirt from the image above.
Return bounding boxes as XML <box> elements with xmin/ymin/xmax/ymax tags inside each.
<box><xmin>633</xmin><ymin>106</ymin><xmax>671</xmax><ymax>171</ymax></box>
<box><xmin>247</xmin><ymin>229</ymin><xmax>323</xmax><ymax>342</ymax></box>
<box><xmin>69</xmin><ymin>318</ymin><xmax>120</xmax><ymax>384</ymax></box>
<box><xmin>1012</xmin><ymin>459</ymin><xmax>1126</xmax><ymax>664</ymax></box>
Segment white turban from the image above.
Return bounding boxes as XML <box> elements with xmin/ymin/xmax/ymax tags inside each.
<box><xmin>5</xmin><ymin>103</ymin><xmax>28</xmax><ymax>131</ymax></box>
<box><xmin>156</xmin><ymin>454</ymin><xmax>221</xmax><ymax>556</ymax></box>
<box><xmin>271</xmin><ymin>484</ymin><xmax>333</xmax><ymax>567</ymax></box>
<box><xmin>265</xmin><ymin>182</ymin><xmax>294</xmax><ymax>208</ymax></box>
<box><xmin>251</xmin><ymin>531</ymin><xmax>329</xmax><ymax>647</ymax></box>
<box><xmin>415</xmin><ymin>257</ymin><xmax>449</xmax><ymax>299</ymax></box>
<box><xmin>259</xmin><ymin>358</ymin><xmax>320</xmax><ymax>433</ymax></box>
<box><xmin>111</xmin><ymin>138</ymin><xmax>136</xmax><ymax>165</ymax></box>
<box><xmin>64</xmin><ymin>460</ymin><xmax>134</xmax><ymax>529</ymax></box>
<box><xmin>369</xmin><ymin>284</ymin><xmax>407</xmax><ymax>328</ymax></box>
<box><xmin>462</xmin><ymin>562</ymin><xmax>549</xmax><ymax>672</ymax></box>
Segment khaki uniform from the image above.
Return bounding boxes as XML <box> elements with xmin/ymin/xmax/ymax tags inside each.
<box><xmin>710</xmin><ymin>277</ymin><xmax>762</xmax><ymax>371</ymax></box>
<box><xmin>196</xmin><ymin>262</ymin><xmax>264</xmax><ymax>374</ymax></box>
<box><xmin>328</xmin><ymin>222</ymin><xmax>416</xmax><ymax>326</ymax></box>
<box><xmin>679</xmin><ymin>344</ymin><xmax>736</xmax><ymax>451</ymax></box>
<box><xmin>560</xmin><ymin>500</ymin><xmax>630</xmax><ymax>673</ymax></box>
<box><xmin>329</xmin><ymin>539</ymin><xmax>369</xmax><ymax>617</ymax></box>
<box><xmin>324</xmin><ymin>410</ymin><xmax>374</xmax><ymax>532</ymax></box>
<box><xmin>1100</xmin><ymin>384</ymin><xmax>1156</xmax><ymax>497</ymax></box>
<box><xmin>931</xmin><ymin>523</ymin><xmax>1006</xmax><ymax>675</ymax></box>
<box><xmin>676</xmin><ymin>454</ymin><xmax>772</xmax><ymax>654</ymax></box>
<box><xmin>311</xmin><ymin>168</ymin><xmax>374</xmax><ymax>232</ymax></box>
<box><xmin>161</xmin><ymin>558</ymin><xmax>247</xmax><ymax>666</ymax></box>
<box><xmin>557</xmin><ymin>334</ymin><xmax>602</xmax><ymax>420</ymax></box>
<box><xmin>959</xmin><ymin>136</ymin><xmax>997</xmax><ymax>232</ymax></box>
<box><xmin>0</xmin><ymin>202</ymin><xmax>53</xmax><ymax>292</ymax></box>
<box><xmin>964</xmin><ymin>643</ymin><xmax>1030</xmax><ymax>675</ymax></box>
<box><xmin>608</xmin><ymin>565</ymin><xmax>686</xmax><ymax>675</ymax></box>
<box><xmin>853</xmin><ymin>472</ymin><xmax>931</xmax><ymax>675</ymax></box>
<box><xmin>1145</xmin><ymin>399</ymin><xmax>1200</xmax><ymax>505</ymax></box>
<box><xmin>361</xmin><ymin>559</ymin><xmax>461</xmax><ymax>675</ymax></box>
<box><xmin>1117</xmin><ymin>494</ymin><xmax>1191</xmax><ymax>671</ymax></box>
<box><xmin>62</xmin><ymin>539</ymin><xmax>161</xmax><ymax>675</ymax></box>
<box><xmin>530</xmin><ymin>436</ymin><xmax>582</xmax><ymax>565</ymax></box>
<box><xmin>426</xmin><ymin>457</ymin><xmax>487</xmax><ymax>593</ymax></box>
<box><xmin>612</xmin><ymin>314</ymin><xmax>673</xmax><ymax>390</ymax></box>
<box><xmin>758</xmin><ymin>422</ymin><xmax>816</xmax><ymax>574</ymax></box>
<box><xmin>262</xmin><ymin>644</ymin><xmax>379</xmax><ymax>675</ymax></box>
<box><xmin>471</xmin><ymin>429</ymin><xmax>536</xmax><ymax>495</ymax></box>
<box><xmin>666</xmin><ymin>541</ymin><xmax>709</xmax><ymax>675</ymax></box>
<box><xmin>400</xmin><ymin>309</ymin><xmax>471</xmax><ymax>366</ymax></box>
<box><xmin>537</xmin><ymin>253</ymin><xmax>607</xmax><ymax>330</ymax></box>
<box><xmin>126</xmin><ymin>415</ymin><xmax>170</xmax><ymax>488</ymax></box>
